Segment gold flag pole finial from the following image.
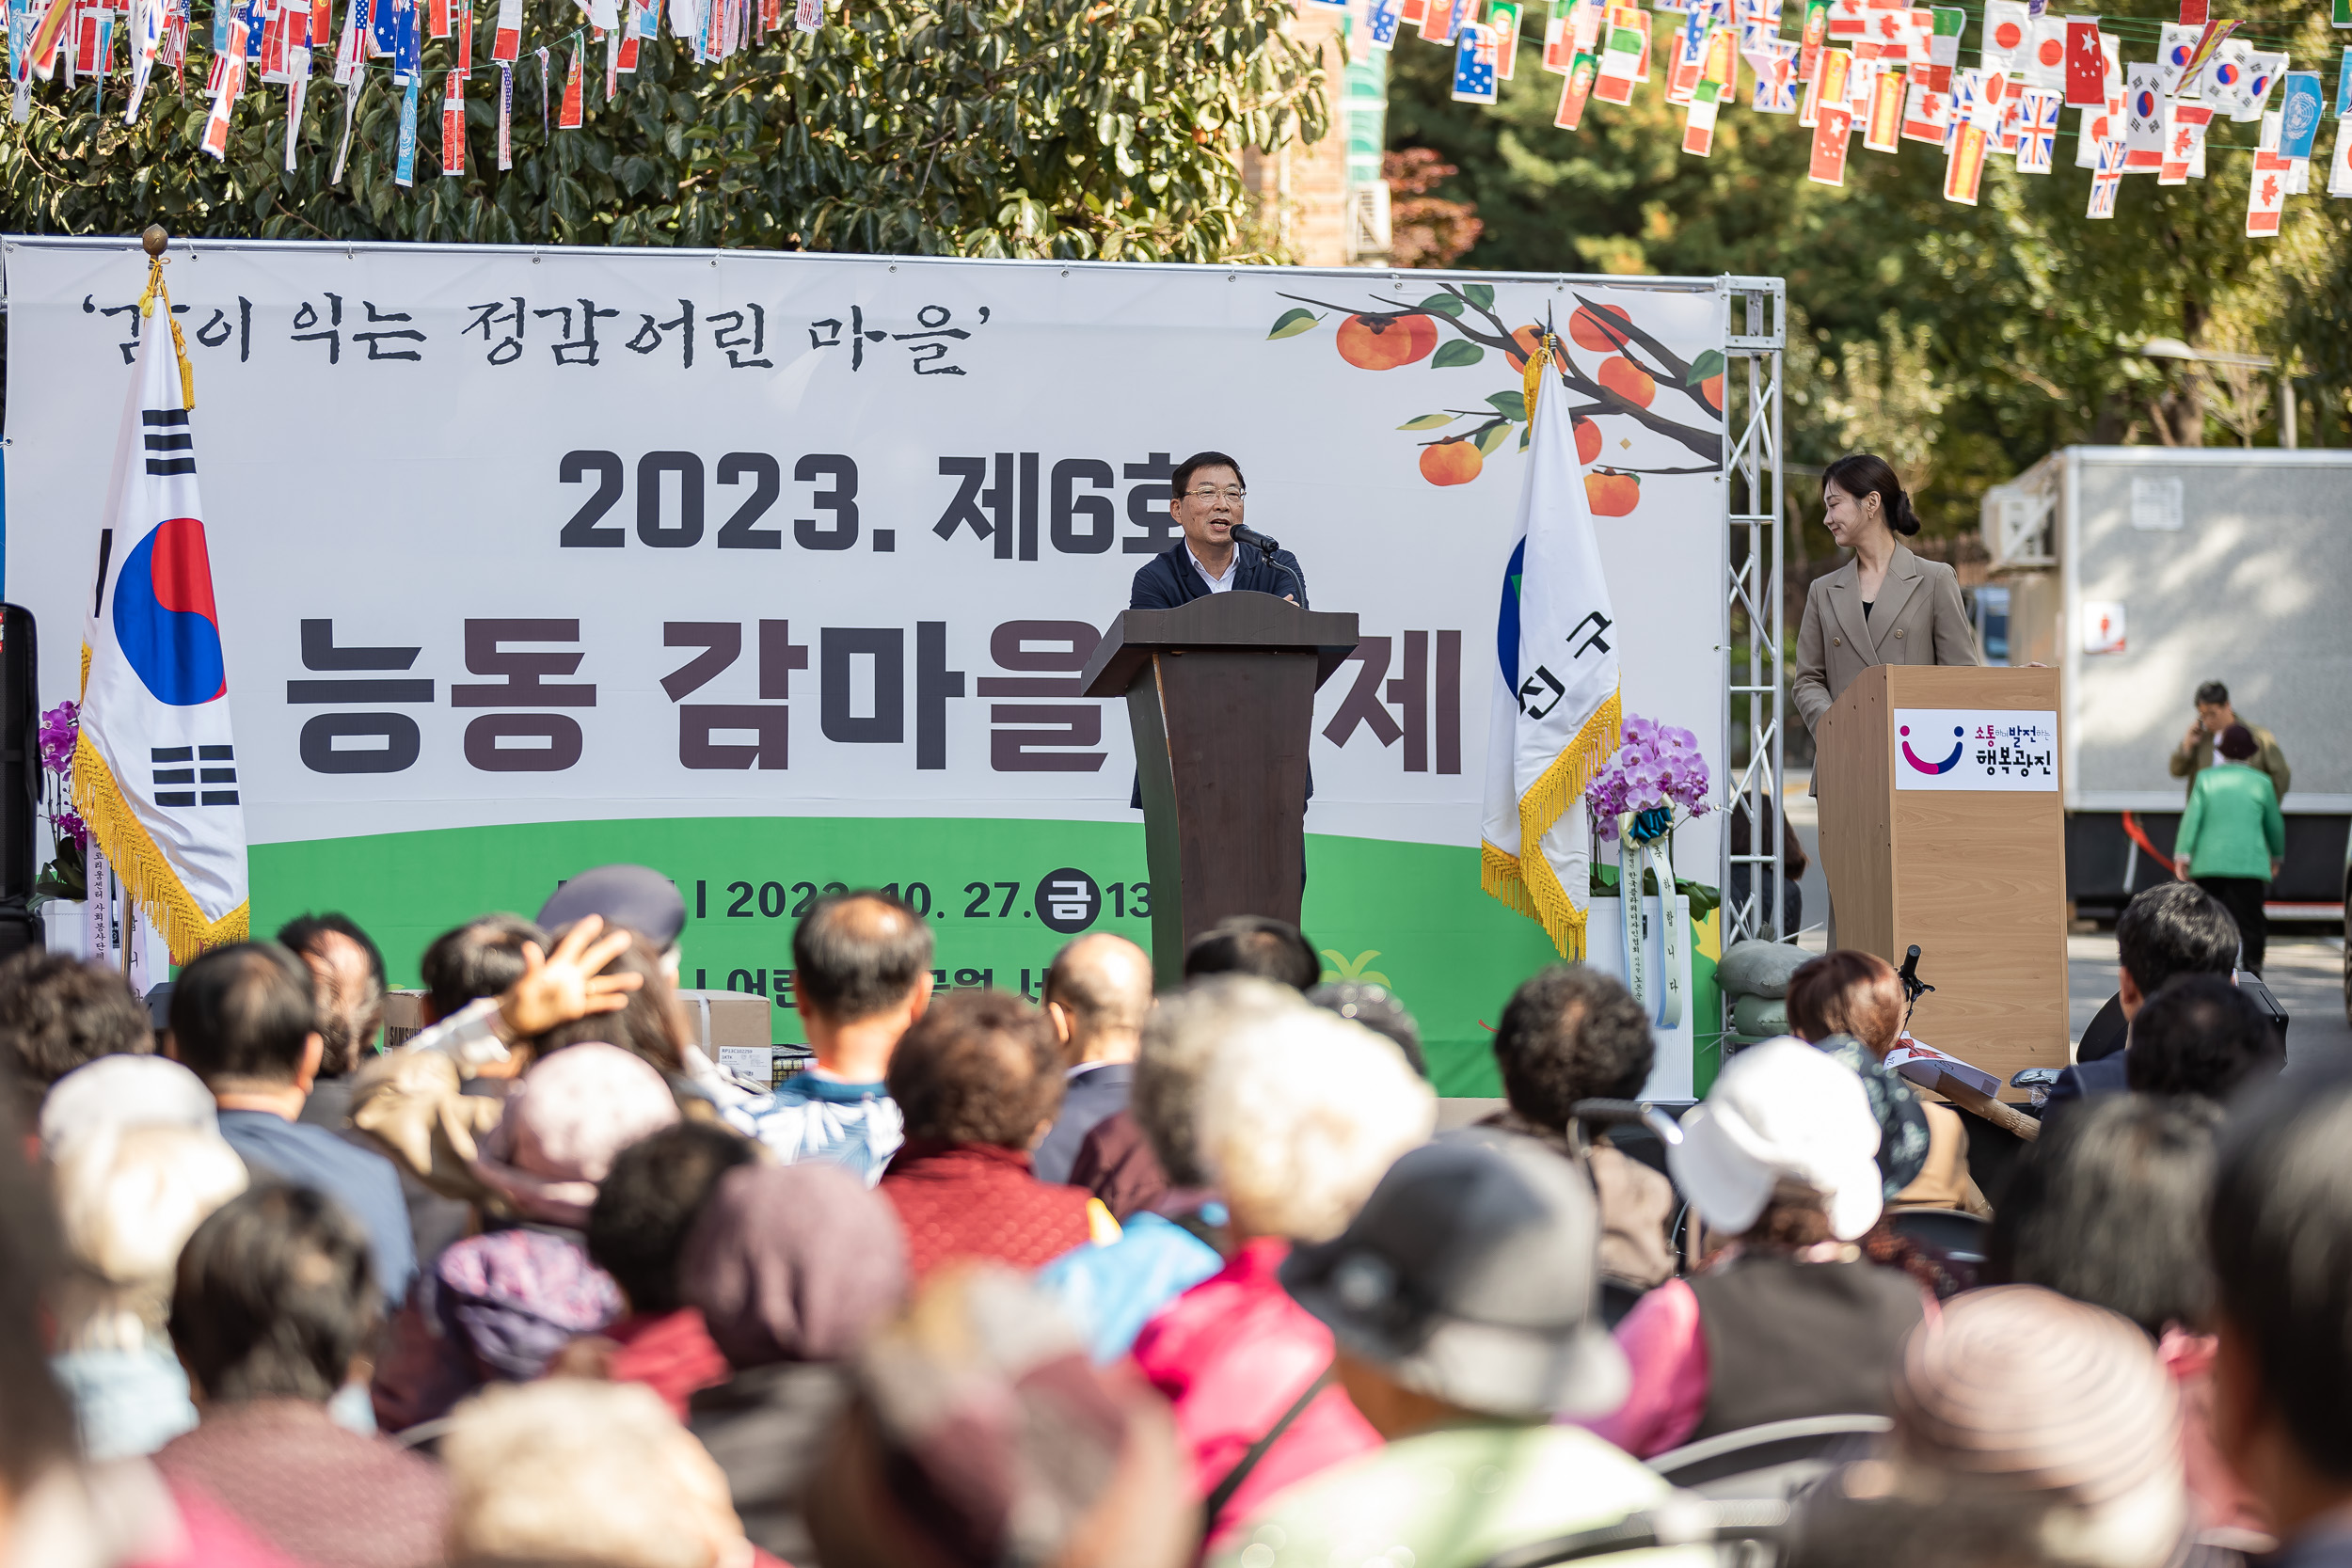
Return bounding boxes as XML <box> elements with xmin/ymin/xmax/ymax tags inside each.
<box><xmin>135</xmin><ymin>225</ymin><xmax>196</xmax><ymax>410</ymax></box>
<box><xmin>1523</xmin><ymin>330</ymin><xmax>1557</xmax><ymax>417</ymax></box>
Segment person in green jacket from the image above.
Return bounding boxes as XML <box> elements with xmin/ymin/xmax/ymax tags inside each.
<box><xmin>2172</xmin><ymin>723</ymin><xmax>2285</xmax><ymax>975</ymax></box>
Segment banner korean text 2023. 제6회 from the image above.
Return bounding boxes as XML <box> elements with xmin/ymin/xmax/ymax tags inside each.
<box><xmin>4</xmin><ymin>239</ymin><xmax>1732</xmax><ymax>1094</ymax></box>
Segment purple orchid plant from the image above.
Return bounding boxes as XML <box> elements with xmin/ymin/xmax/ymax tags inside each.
<box><xmin>1587</xmin><ymin>714</ymin><xmax>1710</xmax><ymax>846</ymax></box>
<box><xmin>35</xmin><ymin>702</ymin><xmax>89</xmax><ymax>902</ymax></box>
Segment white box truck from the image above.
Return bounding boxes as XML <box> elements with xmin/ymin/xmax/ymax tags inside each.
<box><xmin>1979</xmin><ymin>447</ymin><xmax>2352</xmax><ymax>924</ymax></box>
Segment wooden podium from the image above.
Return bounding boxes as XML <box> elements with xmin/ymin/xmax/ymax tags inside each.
<box><xmin>1816</xmin><ymin>664</ymin><xmax>2068</xmax><ymax>1092</ymax></box>
<box><xmin>1081</xmin><ymin>594</ymin><xmax>1359</xmax><ymax>988</ymax></box>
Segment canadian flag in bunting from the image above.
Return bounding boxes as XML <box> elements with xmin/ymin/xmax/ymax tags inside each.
<box><xmin>2246</xmin><ymin>146</ymin><xmax>2289</xmax><ymax>234</ymax></box>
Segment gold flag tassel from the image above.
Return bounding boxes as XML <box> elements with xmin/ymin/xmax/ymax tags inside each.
<box><xmin>136</xmin><ymin>225</ymin><xmax>195</xmax><ymax>410</ymax></box>
<box><xmin>1482</xmin><ymin>684</ymin><xmax>1623</xmax><ymax>958</ymax></box>
<box><xmin>72</xmin><ymin>734</ymin><xmax>249</xmax><ymax>961</ymax></box>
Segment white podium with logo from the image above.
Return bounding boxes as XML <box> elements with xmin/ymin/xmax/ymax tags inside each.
<box><xmin>1816</xmin><ymin>664</ymin><xmax>2068</xmax><ymax>1093</ymax></box>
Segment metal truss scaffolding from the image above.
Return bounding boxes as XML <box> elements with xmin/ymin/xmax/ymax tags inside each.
<box><xmin>1717</xmin><ymin>277</ymin><xmax>1788</xmax><ymax>972</ymax></box>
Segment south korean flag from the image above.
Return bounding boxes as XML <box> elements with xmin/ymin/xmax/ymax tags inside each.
<box><xmin>75</xmin><ymin>298</ymin><xmax>250</xmax><ymax>959</ymax></box>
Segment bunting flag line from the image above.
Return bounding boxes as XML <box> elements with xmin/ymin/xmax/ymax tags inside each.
<box><xmin>74</xmin><ymin>265</ymin><xmax>251</xmax><ymax>962</ymax></box>
<box><xmin>2087</xmin><ymin>131</ymin><xmax>2124</xmax><ymax>211</ymax></box>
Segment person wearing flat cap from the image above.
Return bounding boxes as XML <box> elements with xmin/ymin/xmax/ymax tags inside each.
<box><xmin>1212</xmin><ymin>1135</ymin><xmax>1675</xmax><ymax>1568</ymax></box>
<box><xmin>1587</xmin><ymin>1038</ymin><xmax>1927</xmax><ymax>1460</ymax></box>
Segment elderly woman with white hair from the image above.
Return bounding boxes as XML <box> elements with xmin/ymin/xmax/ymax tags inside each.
<box><xmin>48</xmin><ymin>1121</ymin><xmax>248</xmax><ymax>1460</ymax></box>
<box><xmin>1583</xmin><ymin>1037</ymin><xmax>1930</xmax><ymax>1460</ymax></box>
<box><xmin>1129</xmin><ymin>997</ymin><xmax>1435</xmax><ymax>1554</ymax></box>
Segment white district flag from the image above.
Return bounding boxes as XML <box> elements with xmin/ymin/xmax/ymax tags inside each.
<box><xmin>73</xmin><ymin>293</ymin><xmax>249</xmax><ymax>959</ymax></box>
<box><xmin>1480</xmin><ymin>341</ymin><xmax>1624</xmax><ymax>958</ymax></box>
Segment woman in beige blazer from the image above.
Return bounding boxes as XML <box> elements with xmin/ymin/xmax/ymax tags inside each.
<box><xmin>1792</xmin><ymin>453</ymin><xmax>1980</xmax><ymax>737</ymax></box>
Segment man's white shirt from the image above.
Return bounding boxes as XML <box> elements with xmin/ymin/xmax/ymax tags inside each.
<box><xmin>1189</xmin><ymin>547</ymin><xmax>1237</xmax><ymax>594</ymax></box>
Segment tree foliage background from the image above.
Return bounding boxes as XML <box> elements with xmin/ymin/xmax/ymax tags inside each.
<box><xmin>0</xmin><ymin>0</ymin><xmax>1327</xmax><ymax>259</ymax></box>
<box><xmin>1386</xmin><ymin>4</ymin><xmax>2352</xmax><ymax>541</ymax></box>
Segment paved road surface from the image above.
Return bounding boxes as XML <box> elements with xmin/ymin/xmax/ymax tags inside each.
<box><xmin>1779</xmin><ymin>771</ymin><xmax>2347</xmax><ymax>1071</ymax></box>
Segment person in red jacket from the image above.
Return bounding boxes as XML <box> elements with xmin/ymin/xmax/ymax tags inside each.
<box><xmin>879</xmin><ymin>990</ymin><xmax>1114</xmax><ymax>1279</ymax></box>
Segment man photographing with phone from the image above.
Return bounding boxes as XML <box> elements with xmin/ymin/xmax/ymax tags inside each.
<box><xmin>1129</xmin><ymin>451</ymin><xmax>1308</xmax><ymax>610</ymax></box>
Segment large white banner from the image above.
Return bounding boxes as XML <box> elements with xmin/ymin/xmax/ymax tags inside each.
<box><xmin>4</xmin><ymin>238</ymin><xmax>1733</xmax><ymax>1088</ymax></box>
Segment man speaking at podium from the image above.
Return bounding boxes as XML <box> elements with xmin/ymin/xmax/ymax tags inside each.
<box><xmin>1124</xmin><ymin>450</ymin><xmax>1313</xmax><ymax>827</ymax></box>
<box><xmin>1129</xmin><ymin>451</ymin><xmax>1309</xmax><ymax>610</ymax></box>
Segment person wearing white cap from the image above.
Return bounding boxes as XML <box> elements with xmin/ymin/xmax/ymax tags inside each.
<box><xmin>38</xmin><ymin>1053</ymin><xmax>219</xmax><ymax>1160</ymax></box>
<box><xmin>1581</xmin><ymin>1038</ymin><xmax>1928</xmax><ymax>1460</ymax></box>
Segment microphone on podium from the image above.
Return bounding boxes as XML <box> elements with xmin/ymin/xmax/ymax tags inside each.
<box><xmin>1230</xmin><ymin>524</ymin><xmax>1302</xmax><ymax>600</ymax></box>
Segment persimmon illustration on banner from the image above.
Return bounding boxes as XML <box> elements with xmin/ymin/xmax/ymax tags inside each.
<box><xmin>1265</xmin><ymin>281</ymin><xmax>1724</xmax><ymax>509</ymax></box>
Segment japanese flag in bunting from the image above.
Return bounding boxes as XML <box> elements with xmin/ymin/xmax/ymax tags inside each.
<box><xmin>1944</xmin><ymin>118</ymin><xmax>1988</xmax><ymax>199</ymax></box>
<box><xmin>2087</xmin><ymin>135</ymin><xmax>2124</xmax><ymax>212</ymax></box>
<box><xmin>75</xmin><ymin>293</ymin><xmax>251</xmax><ymax>960</ymax></box>
<box><xmin>2329</xmin><ymin>117</ymin><xmax>2352</xmax><ymax>197</ymax></box>
<box><xmin>1864</xmin><ymin>62</ymin><xmax>1904</xmax><ymax>147</ymax></box>
<box><xmin>2013</xmin><ymin>85</ymin><xmax>2060</xmax><ymax>167</ymax></box>
<box><xmin>1453</xmin><ymin>21</ymin><xmax>1500</xmax><ymax>102</ymax></box>
<box><xmin>1979</xmin><ymin>0</ymin><xmax>2026</xmax><ymax>72</ymax></box>
<box><xmin>1481</xmin><ymin>348</ymin><xmax>1622</xmax><ymax>962</ymax></box>
<box><xmin>1809</xmin><ymin>101</ymin><xmax>1854</xmax><ymax>181</ymax></box>
<box><xmin>2021</xmin><ymin>11</ymin><xmax>2063</xmax><ymax>86</ymax></box>
<box><xmin>2246</xmin><ymin>146</ymin><xmax>2290</xmax><ymax>233</ymax></box>
<box><xmin>1900</xmin><ymin>75</ymin><xmax>1949</xmax><ymax>139</ymax></box>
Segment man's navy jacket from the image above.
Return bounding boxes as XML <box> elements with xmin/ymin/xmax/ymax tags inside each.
<box><xmin>1128</xmin><ymin>538</ymin><xmax>1309</xmax><ymax>610</ymax></box>
<box><xmin>1123</xmin><ymin>539</ymin><xmax>1311</xmax><ymax>806</ymax></box>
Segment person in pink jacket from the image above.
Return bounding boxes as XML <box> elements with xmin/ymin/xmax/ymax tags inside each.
<box><xmin>1129</xmin><ymin>995</ymin><xmax>1435</xmax><ymax>1554</ymax></box>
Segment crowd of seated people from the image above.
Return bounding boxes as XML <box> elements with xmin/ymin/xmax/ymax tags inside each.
<box><xmin>0</xmin><ymin>870</ymin><xmax>2332</xmax><ymax>1568</ymax></box>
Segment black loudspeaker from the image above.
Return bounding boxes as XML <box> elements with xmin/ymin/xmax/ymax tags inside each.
<box><xmin>0</xmin><ymin>605</ymin><xmax>42</xmax><ymax>962</ymax></box>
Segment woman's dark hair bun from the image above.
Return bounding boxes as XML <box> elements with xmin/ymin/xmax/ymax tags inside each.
<box><xmin>1822</xmin><ymin>452</ymin><xmax>1920</xmax><ymax>537</ymax></box>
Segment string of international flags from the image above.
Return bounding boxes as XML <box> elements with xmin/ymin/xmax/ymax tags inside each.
<box><xmin>1341</xmin><ymin>0</ymin><xmax>2352</xmax><ymax>232</ymax></box>
<box><xmin>3</xmin><ymin>0</ymin><xmax>2345</xmax><ymax>230</ymax></box>
<box><xmin>6</xmin><ymin>0</ymin><xmax>823</xmax><ymax>183</ymax></box>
